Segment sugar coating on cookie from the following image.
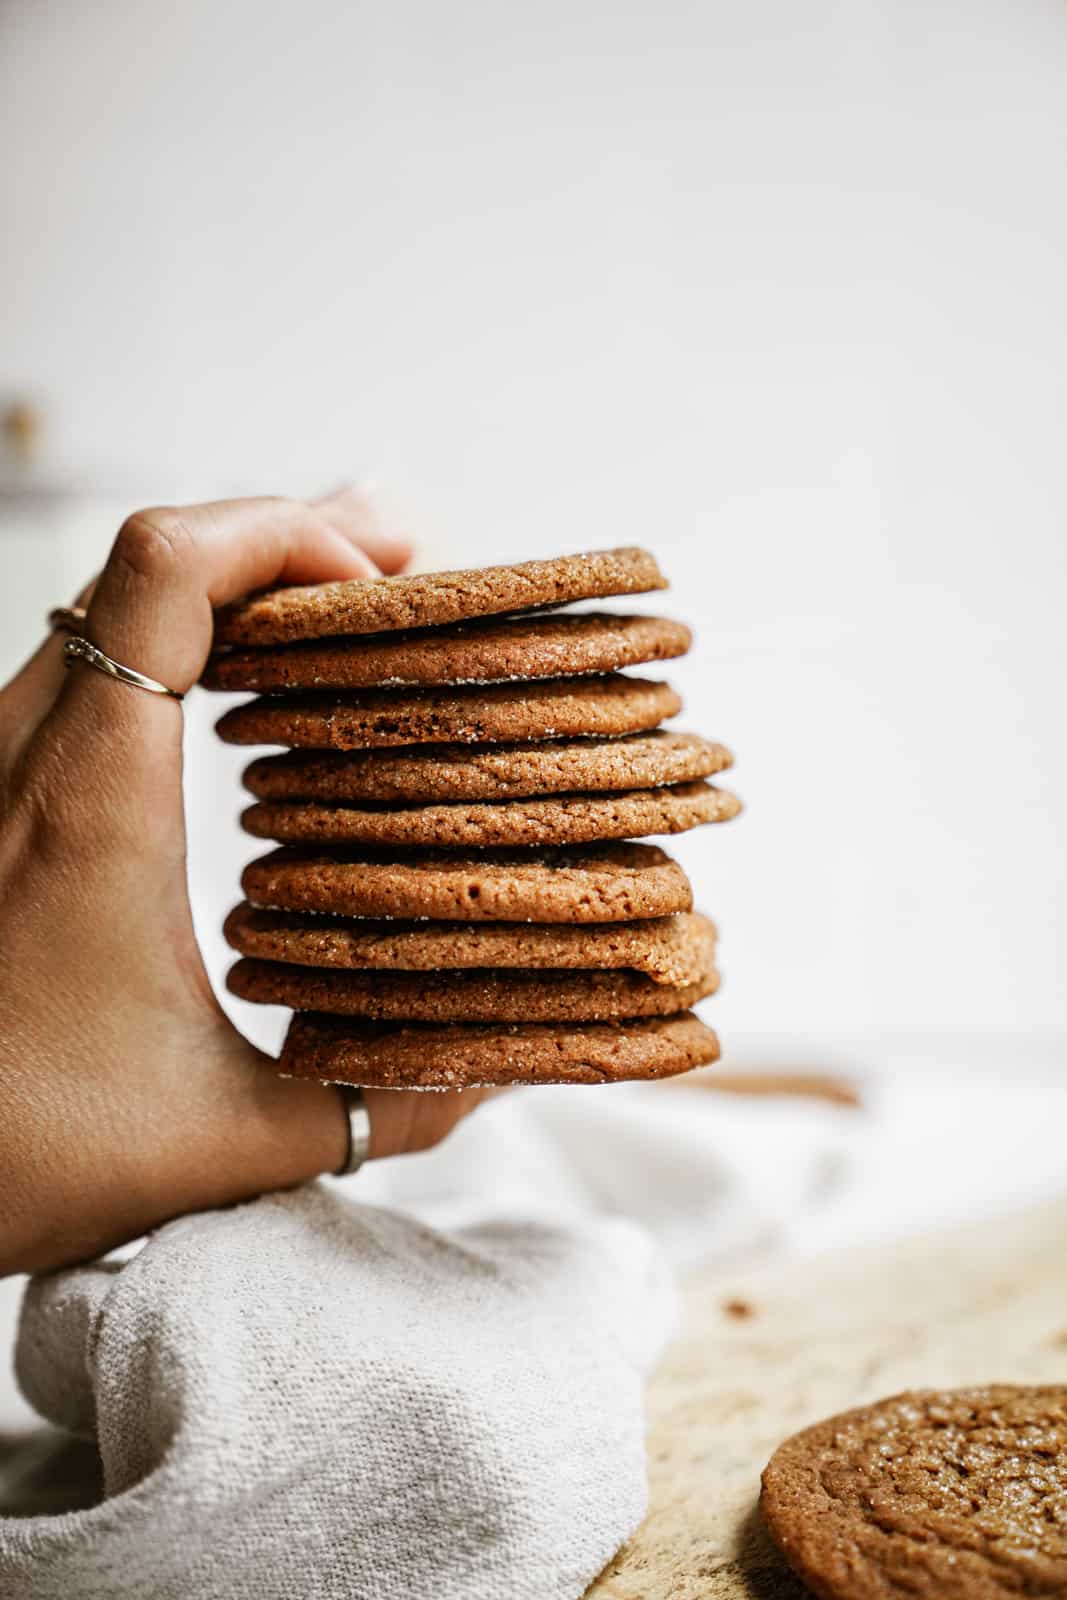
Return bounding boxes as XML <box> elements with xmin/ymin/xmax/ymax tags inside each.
<box><xmin>211</xmin><ymin>547</ymin><xmax>736</xmax><ymax>1091</ymax></box>
<box><xmin>243</xmin><ymin>730</ymin><xmax>732</xmax><ymax>805</ymax></box>
<box><xmin>223</xmin><ymin>905</ymin><xmax>717</xmax><ymax>987</ymax></box>
<box><xmin>228</xmin><ymin>955</ymin><xmax>719</xmax><ymax>1022</ymax></box>
<box><xmin>280</xmin><ymin>1010</ymin><xmax>721</xmax><ymax>1086</ymax></box>
<box><xmin>242</xmin><ymin>842</ymin><xmax>693</xmax><ymax>922</ymax></box>
<box><xmin>761</xmin><ymin>1385</ymin><xmax>1067</xmax><ymax>1600</ymax></box>
<box><xmin>215</xmin><ymin>674</ymin><xmax>681</xmax><ymax>750</ymax></box>
<box><xmin>203</xmin><ymin>611</ymin><xmax>691</xmax><ymax>692</ymax></box>
<box><xmin>214</xmin><ymin>546</ymin><xmax>667</xmax><ymax>646</ymax></box>
<box><xmin>239</xmin><ymin>781</ymin><xmax>742</xmax><ymax>849</ymax></box>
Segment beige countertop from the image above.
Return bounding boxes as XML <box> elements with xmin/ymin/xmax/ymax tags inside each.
<box><xmin>588</xmin><ymin>1195</ymin><xmax>1067</xmax><ymax>1597</ymax></box>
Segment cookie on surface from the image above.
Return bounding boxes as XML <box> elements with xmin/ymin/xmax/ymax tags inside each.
<box><xmin>242</xmin><ymin>842</ymin><xmax>693</xmax><ymax>922</ymax></box>
<box><xmin>214</xmin><ymin>546</ymin><xmax>667</xmax><ymax>646</ymax></box>
<box><xmin>240</xmin><ymin>780</ymin><xmax>741</xmax><ymax>849</ymax></box>
<box><xmin>215</xmin><ymin>674</ymin><xmax>681</xmax><ymax>750</ymax></box>
<box><xmin>280</xmin><ymin>1010</ymin><xmax>721</xmax><ymax>1087</ymax></box>
<box><xmin>203</xmin><ymin>611</ymin><xmax>691</xmax><ymax>692</ymax></box>
<box><xmin>227</xmin><ymin>956</ymin><xmax>719</xmax><ymax>1022</ymax></box>
<box><xmin>224</xmin><ymin>905</ymin><xmax>717</xmax><ymax>987</ymax></box>
<box><xmin>760</xmin><ymin>1384</ymin><xmax>1067</xmax><ymax>1600</ymax></box>
<box><xmin>243</xmin><ymin>730</ymin><xmax>731</xmax><ymax>805</ymax></box>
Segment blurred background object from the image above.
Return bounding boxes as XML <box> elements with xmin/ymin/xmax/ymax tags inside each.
<box><xmin>0</xmin><ymin>395</ymin><xmax>119</xmax><ymax>663</ymax></box>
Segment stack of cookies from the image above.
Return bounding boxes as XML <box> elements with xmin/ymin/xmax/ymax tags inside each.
<box><xmin>206</xmin><ymin>547</ymin><xmax>740</xmax><ymax>1090</ymax></box>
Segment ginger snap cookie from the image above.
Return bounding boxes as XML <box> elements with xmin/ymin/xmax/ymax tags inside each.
<box><xmin>280</xmin><ymin>1010</ymin><xmax>721</xmax><ymax>1087</ymax></box>
<box><xmin>215</xmin><ymin>675</ymin><xmax>681</xmax><ymax>750</ymax></box>
<box><xmin>242</xmin><ymin>842</ymin><xmax>692</xmax><ymax>922</ymax></box>
<box><xmin>227</xmin><ymin>956</ymin><xmax>719</xmax><ymax>1022</ymax></box>
<box><xmin>224</xmin><ymin>905</ymin><xmax>717</xmax><ymax>987</ymax></box>
<box><xmin>203</xmin><ymin>611</ymin><xmax>691</xmax><ymax>692</ymax></box>
<box><xmin>760</xmin><ymin>1384</ymin><xmax>1067</xmax><ymax>1600</ymax></box>
<box><xmin>239</xmin><ymin>780</ymin><xmax>742</xmax><ymax>849</ymax></box>
<box><xmin>243</xmin><ymin>730</ymin><xmax>731</xmax><ymax>806</ymax></box>
<box><xmin>214</xmin><ymin>546</ymin><xmax>666</xmax><ymax>647</ymax></box>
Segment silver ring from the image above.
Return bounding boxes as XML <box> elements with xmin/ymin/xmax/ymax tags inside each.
<box><xmin>63</xmin><ymin>635</ymin><xmax>184</xmax><ymax>701</ymax></box>
<box><xmin>334</xmin><ymin>1084</ymin><xmax>371</xmax><ymax>1177</ymax></box>
<box><xmin>48</xmin><ymin>606</ymin><xmax>87</xmax><ymax>635</ymax></box>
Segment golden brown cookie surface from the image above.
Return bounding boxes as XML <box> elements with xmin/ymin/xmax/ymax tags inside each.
<box><xmin>214</xmin><ymin>546</ymin><xmax>666</xmax><ymax>646</ymax></box>
<box><xmin>240</xmin><ymin>780</ymin><xmax>741</xmax><ymax>848</ymax></box>
<box><xmin>280</xmin><ymin>1010</ymin><xmax>720</xmax><ymax>1086</ymax></box>
<box><xmin>224</xmin><ymin>905</ymin><xmax>716</xmax><ymax>986</ymax></box>
<box><xmin>243</xmin><ymin>730</ymin><xmax>731</xmax><ymax>805</ymax></box>
<box><xmin>242</xmin><ymin>842</ymin><xmax>692</xmax><ymax>922</ymax></box>
<box><xmin>215</xmin><ymin>674</ymin><xmax>680</xmax><ymax>750</ymax></box>
<box><xmin>761</xmin><ymin>1385</ymin><xmax>1067</xmax><ymax>1600</ymax></box>
<box><xmin>228</xmin><ymin>956</ymin><xmax>719</xmax><ymax>1021</ymax></box>
<box><xmin>203</xmin><ymin>610</ymin><xmax>690</xmax><ymax>691</ymax></box>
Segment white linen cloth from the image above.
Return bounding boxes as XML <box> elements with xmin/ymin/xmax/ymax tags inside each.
<box><xmin>5</xmin><ymin>1183</ymin><xmax>672</xmax><ymax>1600</ymax></box>
<box><xmin>3</xmin><ymin>1057</ymin><xmax>1066</xmax><ymax>1599</ymax></box>
<box><xmin>0</xmin><ymin>1081</ymin><xmax>843</xmax><ymax>1600</ymax></box>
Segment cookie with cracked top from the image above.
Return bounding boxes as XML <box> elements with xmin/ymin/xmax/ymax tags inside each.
<box><xmin>215</xmin><ymin>674</ymin><xmax>680</xmax><ymax>750</ymax></box>
<box><xmin>280</xmin><ymin>1010</ymin><xmax>721</xmax><ymax>1086</ymax></box>
<box><xmin>761</xmin><ymin>1385</ymin><xmax>1067</xmax><ymax>1600</ymax></box>
<box><xmin>243</xmin><ymin>730</ymin><xmax>731</xmax><ymax>805</ymax></box>
<box><xmin>214</xmin><ymin>546</ymin><xmax>667</xmax><ymax>646</ymax></box>
<box><xmin>227</xmin><ymin>956</ymin><xmax>719</xmax><ymax>1022</ymax></box>
<box><xmin>203</xmin><ymin>610</ymin><xmax>690</xmax><ymax>691</ymax></box>
<box><xmin>241</xmin><ymin>842</ymin><xmax>692</xmax><ymax>922</ymax></box>
<box><xmin>240</xmin><ymin>780</ymin><xmax>741</xmax><ymax>848</ymax></box>
<box><xmin>223</xmin><ymin>905</ymin><xmax>717</xmax><ymax>987</ymax></box>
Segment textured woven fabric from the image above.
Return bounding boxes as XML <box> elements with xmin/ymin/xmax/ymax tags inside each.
<box><xmin>4</xmin><ymin>1184</ymin><xmax>673</xmax><ymax>1600</ymax></box>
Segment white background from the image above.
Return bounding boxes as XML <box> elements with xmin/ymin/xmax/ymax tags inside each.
<box><xmin>1</xmin><ymin>0</ymin><xmax>1066</xmax><ymax>1440</ymax></box>
<box><xmin>1</xmin><ymin>0</ymin><xmax>1064</xmax><ymax>1045</ymax></box>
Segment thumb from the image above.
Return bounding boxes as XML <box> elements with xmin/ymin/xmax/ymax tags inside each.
<box><xmin>32</xmin><ymin>495</ymin><xmax>382</xmax><ymax>821</ymax></box>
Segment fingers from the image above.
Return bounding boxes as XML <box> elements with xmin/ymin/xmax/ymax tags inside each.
<box><xmin>236</xmin><ymin>1051</ymin><xmax>494</xmax><ymax>1182</ymax></box>
<box><xmin>197</xmin><ymin>1049</ymin><xmax>492</xmax><ymax>1220</ymax></box>
<box><xmin>364</xmin><ymin>1086</ymin><xmax>496</xmax><ymax>1159</ymax></box>
<box><xmin>13</xmin><ymin>494</ymin><xmax>386</xmax><ymax>817</ymax></box>
<box><xmin>225</xmin><ymin>1055</ymin><xmax>352</xmax><ymax>1194</ymax></box>
<box><xmin>27</xmin><ymin>497</ymin><xmax>382</xmax><ymax>779</ymax></box>
<box><xmin>80</xmin><ymin>496</ymin><xmax>382</xmax><ymax>696</ymax></box>
<box><xmin>236</xmin><ymin>1066</ymin><xmax>492</xmax><ymax>1179</ymax></box>
<box><xmin>16</xmin><ymin>486</ymin><xmax>407</xmax><ymax>750</ymax></box>
<box><xmin>315</xmin><ymin>484</ymin><xmax>414</xmax><ymax>575</ymax></box>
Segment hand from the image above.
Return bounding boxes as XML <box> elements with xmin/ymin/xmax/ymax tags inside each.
<box><xmin>0</xmin><ymin>490</ymin><xmax>493</xmax><ymax>1277</ymax></box>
